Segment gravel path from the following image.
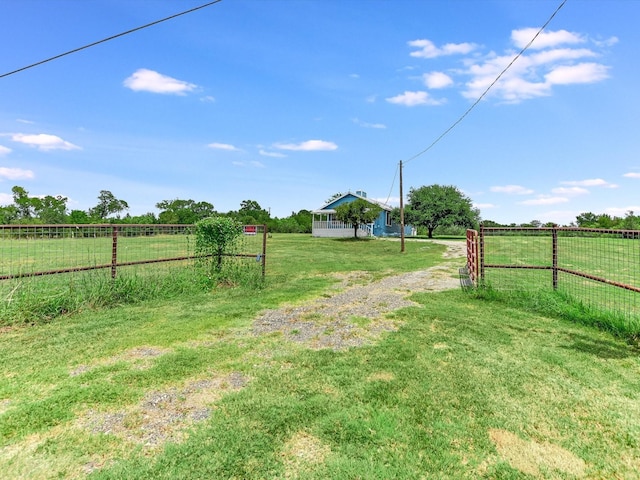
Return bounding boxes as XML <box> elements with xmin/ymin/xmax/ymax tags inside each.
<box><xmin>72</xmin><ymin>240</ymin><xmax>466</xmax><ymax>460</ymax></box>
<box><xmin>252</xmin><ymin>240</ymin><xmax>466</xmax><ymax>351</ymax></box>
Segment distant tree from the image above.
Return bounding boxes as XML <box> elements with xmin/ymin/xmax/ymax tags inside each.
<box><xmin>480</xmin><ymin>220</ymin><xmax>503</xmax><ymax>227</ymax></box>
<box><xmin>576</xmin><ymin>212</ymin><xmax>597</xmax><ymax>227</ymax></box>
<box><xmin>122</xmin><ymin>212</ymin><xmax>157</xmax><ymax>224</ymax></box>
<box><xmin>291</xmin><ymin>209</ymin><xmax>312</xmax><ymax>233</ymax></box>
<box><xmin>597</xmin><ymin>214</ymin><xmax>615</xmax><ymax>229</ymax></box>
<box><xmin>334</xmin><ymin>198</ymin><xmax>381</xmax><ymax>238</ymax></box>
<box><xmin>520</xmin><ymin>220</ymin><xmax>542</xmax><ymax>228</ymax></box>
<box><xmin>403</xmin><ymin>184</ymin><xmax>479</xmax><ymax>238</ymax></box>
<box><xmin>89</xmin><ymin>190</ymin><xmax>129</xmax><ymax>220</ymax></box>
<box><xmin>325</xmin><ymin>192</ymin><xmax>343</xmax><ymax>203</ymax></box>
<box><xmin>156</xmin><ymin>199</ymin><xmax>215</xmax><ymax>224</ymax></box>
<box><xmin>12</xmin><ymin>186</ymin><xmax>35</xmax><ymax>220</ymax></box>
<box><xmin>236</xmin><ymin>199</ymin><xmax>270</xmax><ymax>225</ymax></box>
<box><xmin>34</xmin><ymin>195</ymin><xmax>68</xmax><ymax>224</ymax></box>
<box><xmin>68</xmin><ymin>209</ymin><xmax>91</xmax><ymax>224</ymax></box>
<box><xmin>621</xmin><ymin>211</ymin><xmax>640</xmax><ymax>230</ymax></box>
<box><xmin>0</xmin><ymin>205</ymin><xmax>18</xmax><ymax>224</ymax></box>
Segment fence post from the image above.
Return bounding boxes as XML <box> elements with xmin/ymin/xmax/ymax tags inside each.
<box><xmin>111</xmin><ymin>225</ymin><xmax>118</xmax><ymax>279</ymax></box>
<box><xmin>479</xmin><ymin>224</ymin><xmax>485</xmax><ymax>284</ymax></box>
<box><xmin>261</xmin><ymin>224</ymin><xmax>267</xmax><ymax>278</ymax></box>
<box><xmin>552</xmin><ymin>224</ymin><xmax>558</xmax><ymax>290</ymax></box>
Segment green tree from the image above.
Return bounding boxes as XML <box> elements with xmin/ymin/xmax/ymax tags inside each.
<box><xmin>11</xmin><ymin>186</ymin><xmax>36</xmax><ymax>220</ymax></box>
<box><xmin>89</xmin><ymin>190</ymin><xmax>129</xmax><ymax>220</ymax></box>
<box><xmin>334</xmin><ymin>198</ymin><xmax>382</xmax><ymax>238</ymax></box>
<box><xmin>68</xmin><ymin>209</ymin><xmax>91</xmax><ymax>224</ymax></box>
<box><xmin>621</xmin><ymin>211</ymin><xmax>640</xmax><ymax>230</ymax></box>
<box><xmin>576</xmin><ymin>212</ymin><xmax>598</xmax><ymax>227</ymax></box>
<box><xmin>236</xmin><ymin>199</ymin><xmax>270</xmax><ymax>225</ymax></box>
<box><xmin>156</xmin><ymin>199</ymin><xmax>215</xmax><ymax>224</ymax></box>
<box><xmin>34</xmin><ymin>195</ymin><xmax>68</xmax><ymax>224</ymax></box>
<box><xmin>0</xmin><ymin>205</ymin><xmax>18</xmax><ymax>224</ymax></box>
<box><xmin>291</xmin><ymin>209</ymin><xmax>312</xmax><ymax>233</ymax></box>
<box><xmin>404</xmin><ymin>184</ymin><xmax>479</xmax><ymax>239</ymax></box>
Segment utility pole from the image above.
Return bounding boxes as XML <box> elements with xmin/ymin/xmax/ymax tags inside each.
<box><xmin>399</xmin><ymin>160</ymin><xmax>405</xmax><ymax>253</ymax></box>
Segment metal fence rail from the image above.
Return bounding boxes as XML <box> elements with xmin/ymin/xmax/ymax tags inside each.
<box><xmin>467</xmin><ymin>226</ymin><xmax>640</xmax><ymax>321</ymax></box>
<box><xmin>0</xmin><ymin>224</ymin><xmax>267</xmax><ymax>280</ymax></box>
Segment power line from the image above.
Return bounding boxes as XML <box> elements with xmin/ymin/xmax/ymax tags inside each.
<box><xmin>0</xmin><ymin>0</ymin><xmax>224</xmax><ymax>79</ymax></box>
<box><xmin>403</xmin><ymin>0</ymin><xmax>568</xmax><ymax>166</ymax></box>
<box><xmin>384</xmin><ymin>163</ymin><xmax>400</xmax><ymax>206</ymax></box>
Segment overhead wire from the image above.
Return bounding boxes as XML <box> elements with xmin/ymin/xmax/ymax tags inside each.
<box><xmin>0</xmin><ymin>0</ymin><xmax>224</xmax><ymax>79</ymax></box>
<box><xmin>402</xmin><ymin>0</ymin><xmax>568</xmax><ymax>166</ymax></box>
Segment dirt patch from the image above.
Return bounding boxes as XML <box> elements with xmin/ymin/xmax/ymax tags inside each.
<box><xmin>69</xmin><ymin>345</ymin><xmax>172</xmax><ymax>377</ymax></box>
<box><xmin>280</xmin><ymin>431</ymin><xmax>331</xmax><ymax>478</ymax></box>
<box><xmin>489</xmin><ymin>428</ymin><xmax>587</xmax><ymax>478</ymax></box>
<box><xmin>252</xmin><ymin>241</ymin><xmax>465</xmax><ymax>351</ymax></box>
<box><xmin>78</xmin><ymin>371</ymin><xmax>248</xmax><ymax>449</ymax></box>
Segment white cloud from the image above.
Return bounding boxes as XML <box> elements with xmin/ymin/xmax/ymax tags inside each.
<box><xmin>11</xmin><ymin>133</ymin><xmax>80</xmax><ymax>151</ymax></box>
<box><xmin>0</xmin><ymin>193</ymin><xmax>13</xmax><ymax>205</ymax></box>
<box><xmin>352</xmin><ymin>118</ymin><xmax>386</xmax><ymax>129</ymax></box>
<box><xmin>475</xmin><ymin>203</ymin><xmax>497</xmax><ymax>209</ymax></box>
<box><xmin>423</xmin><ymin>72</ymin><xmax>453</xmax><ymax>89</ymax></box>
<box><xmin>232</xmin><ymin>160</ymin><xmax>265</xmax><ymax>168</ymax></box>
<box><xmin>519</xmin><ymin>195</ymin><xmax>569</xmax><ymax>206</ymax></box>
<box><xmin>551</xmin><ymin>187</ymin><xmax>589</xmax><ymax>195</ymax></box>
<box><xmin>123</xmin><ymin>69</ymin><xmax>197</xmax><ymax>95</ymax></box>
<box><xmin>0</xmin><ymin>145</ymin><xmax>11</xmax><ymax>156</ymax></box>
<box><xmin>623</xmin><ymin>172</ymin><xmax>640</xmax><ymax>179</ymax></box>
<box><xmin>386</xmin><ymin>91</ymin><xmax>444</xmax><ymax>106</ymax></box>
<box><xmin>490</xmin><ymin>185</ymin><xmax>534</xmax><ymax>195</ymax></box>
<box><xmin>274</xmin><ymin>140</ymin><xmax>338</xmax><ymax>151</ymax></box>
<box><xmin>560</xmin><ymin>178</ymin><xmax>618</xmax><ymax>188</ymax></box>
<box><xmin>16</xmin><ymin>119</ymin><xmax>35</xmax><ymax>124</ymax></box>
<box><xmin>605</xmin><ymin>206</ymin><xmax>640</xmax><ymax>217</ymax></box>
<box><xmin>511</xmin><ymin>28</ymin><xmax>585</xmax><ymax>50</ymax></box>
<box><xmin>409</xmin><ymin>39</ymin><xmax>477</xmax><ymax>58</ymax></box>
<box><xmin>593</xmin><ymin>36</ymin><xmax>619</xmax><ymax>48</ymax></box>
<box><xmin>457</xmin><ymin>28</ymin><xmax>611</xmax><ymax>103</ymax></box>
<box><xmin>259</xmin><ymin>149</ymin><xmax>286</xmax><ymax>158</ymax></box>
<box><xmin>0</xmin><ymin>167</ymin><xmax>34</xmax><ymax>181</ymax></box>
<box><xmin>529</xmin><ymin>48</ymin><xmax>597</xmax><ymax>66</ymax></box>
<box><xmin>200</xmin><ymin>95</ymin><xmax>216</xmax><ymax>103</ymax></box>
<box><xmin>207</xmin><ymin>142</ymin><xmax>240</xmax><ymax>151</ymax></box>
<box><xmin>545</xmin><ymin>63</ymin><xmax>610</xmax><ymax>85</ymax></box>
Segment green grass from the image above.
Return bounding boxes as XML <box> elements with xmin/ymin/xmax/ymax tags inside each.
<box><xmin>482</xmin><ymin>233</ymin><xmax>640</xmax><ymax>325</ymax></box>
<box><xmin>0</xmin><ymin>235</ymin><xmax>639</xmax><ymax>478</ymax></box>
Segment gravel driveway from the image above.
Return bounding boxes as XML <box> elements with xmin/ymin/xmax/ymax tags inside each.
<box><xmin>252</xmin><ymin>240</ymin><xmax>466</xmax><ymax>351</ymax></box>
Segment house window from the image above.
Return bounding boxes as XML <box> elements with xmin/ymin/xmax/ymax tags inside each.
<box><xmin>385</xmin><ymin>211</ymin><xmax>392</xmax><ymax>226</ymax></box>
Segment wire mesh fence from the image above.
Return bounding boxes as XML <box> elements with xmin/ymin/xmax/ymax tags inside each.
<box><xmin>468</xmin><ymin>226</ymin><xmax>640</xmax><ymax>321</ymax></box>
<box><xmin>0</xmin><ymin>224</ymin><xmax>267</xmax><ymax>319</ymax></box>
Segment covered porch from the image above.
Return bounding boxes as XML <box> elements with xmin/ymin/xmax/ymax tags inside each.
<box><xmin>312</xmin><ymin>212</ymin><xmax>373</xmax><ymax>238</ymax></box>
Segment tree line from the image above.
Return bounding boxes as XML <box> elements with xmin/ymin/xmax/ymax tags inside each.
<box><xmin>483</xmin><ymin>210</ymin><xmax>640</xmax><ymax>230</ymax></box>
<box><xmin>0</xmin><ymin>186</ymin><xmax>313</xmax><ymax>233</ymax></box>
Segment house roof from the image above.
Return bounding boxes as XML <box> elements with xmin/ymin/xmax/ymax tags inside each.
<box><xmin>312</xmin><ymin>191</ymin><xmax>393</xmax><ymax>214</ymax></box>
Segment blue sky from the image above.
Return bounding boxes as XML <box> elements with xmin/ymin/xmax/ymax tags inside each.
<box><xmin>0</xmin><ymin>0</ymin><xmax>638</xmax><ymax>225</ymax></box>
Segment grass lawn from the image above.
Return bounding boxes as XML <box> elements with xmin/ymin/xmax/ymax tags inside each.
<box><xmin>0</xmin><ymin>234</ymin><xmax>639</xmax><ymax>479</ymax></box>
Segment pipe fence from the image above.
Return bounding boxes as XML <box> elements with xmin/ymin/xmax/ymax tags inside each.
<box><xmin>466</xmin><ymin>226</ymin><xmax>640</xmax><ymax>321</ymax></box>
<box><xmin>0</xmin><ymin>223</ymin><xmax>267</xmax><ymax>281</ymax></box>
